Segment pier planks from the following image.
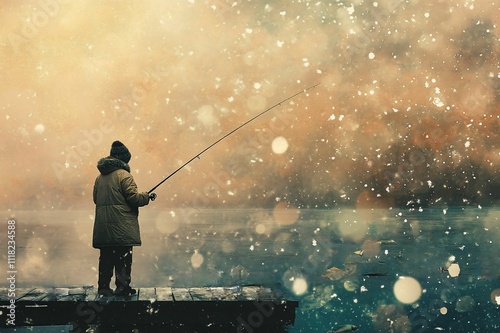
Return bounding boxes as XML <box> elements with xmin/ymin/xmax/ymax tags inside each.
<box><xmin>0</xmin><ymin>285</ymin><xmax>298</xmax><ymax>332</ymax></box>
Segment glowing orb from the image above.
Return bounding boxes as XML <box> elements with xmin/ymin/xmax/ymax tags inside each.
<box><xmin>292</xmin><ymin>277</ymin><xmax>308</xmax><ymax>295</ymax></box>
<box><xmin>255</xmin><ymin>223</ymin><xmax>266</xmax><ymax>234</ymax></box>
<box><xmin>393</xmin><ymin>276</ymin><xmax>422</xmax><ymax>304</ymax></box>
<box><xmin>34</xmin><ymin>124</ymin><xmax>45</xmax><ymax>134</ymax></box>
<box><xmin>271</xmin><ymin>136</ymin><xmax>289</xmax><ymax>154</ymax></box>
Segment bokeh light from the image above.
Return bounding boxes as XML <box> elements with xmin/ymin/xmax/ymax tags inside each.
<box><xmin>34</xmin><ymin>124</ymin><xmax>45</xmax><ymax>134</ymax></box>
<box><xmin>292</xmin><ymin>277</ymin><xmax>308</xmax><ymax>296</ymax></box>
<box><xmin>273</xmin><ymin>201</ymin><xmax>300</xmax><ymax>226</ymax></box>
<box><xmin>448</xmin><ymin>263</ymin><xmax>460</xmax><ymax>277</ymax></box>
<box><xmin>190</xmin><ymin>251</ymin><xmax>204</xmax><ymax>269</ymax></box>
<box><xmin>455</xmin><ymin>295</ymin><xmax>476</xmax><ymax>313</ymax></box>
<box><xmin>490</xmin><ymin>289</ymin><xmax>500</xmax><ymax>305</ymax></box>
<box><xmin>393</xmin><ymin>276</ymin><xmax>422</xmax><ymax>304</ymax></box>
<box><xmin>271</xmin><ymin>136</ymin><xmax>289</xmax><ymax>154</ymax></box>
<box><xmin>255</xmin><ymin>223</ymin><xmax>266</xmax><ymax>235</ymax></box>
<box><xmin>155</xmin><ymin>211</ymin><xmax>181</xmax><ymax>235</ymax></box>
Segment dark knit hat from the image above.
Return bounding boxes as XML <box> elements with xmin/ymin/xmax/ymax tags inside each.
<box><xmin>110</xmin><ymin>140</ymin><xmax>131</xmax><ymax>163</ymax></box>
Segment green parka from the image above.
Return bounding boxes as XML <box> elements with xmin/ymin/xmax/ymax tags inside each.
<box><xmin>92</xmin><ymin>157</ymin><xmax>150</xmax><ymax>248</ymax></box>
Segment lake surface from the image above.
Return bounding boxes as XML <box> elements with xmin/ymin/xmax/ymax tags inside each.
<box><xmin>1</xmin><ymin>207</ymin><xmax>499</xmax><ymax>332</ymax></box>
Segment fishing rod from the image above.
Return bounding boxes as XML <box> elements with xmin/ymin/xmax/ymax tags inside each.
<box><xmin>148</xmin><ymin>83</ymin><xmax>320</xmax><ymax>196</ymax></box>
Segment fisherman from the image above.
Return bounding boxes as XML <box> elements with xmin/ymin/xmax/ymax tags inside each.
<box><xmin>92</xmin><ymin>140</ymin><xmax>156</xmax><ymax>296</ymax></box>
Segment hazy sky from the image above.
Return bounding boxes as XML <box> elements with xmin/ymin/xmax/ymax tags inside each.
<box><xmin>1</xmin><ymin>0</ymin><xmax>498</xmax><ymax>209</ymax></box>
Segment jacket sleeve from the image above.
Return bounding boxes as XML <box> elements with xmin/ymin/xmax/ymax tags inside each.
<box><xmin>121</xmin><ymin>173</ymin><xmax>150</xmax><ymax>207</ymax></box>
<box><xmin>93</xmin><ymin>177</ymin><xmax>99</xmax><ymax>204</ymax></box>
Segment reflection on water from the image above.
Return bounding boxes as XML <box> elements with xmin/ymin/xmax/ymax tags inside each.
<box><xmin>1</xmin><ymin>207</ymin><xmax>499</xmax><ymax>332</ymax></box>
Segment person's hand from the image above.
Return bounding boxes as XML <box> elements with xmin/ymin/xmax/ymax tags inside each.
<box><xmin>149</xmin><ymin>193</ymin><xmax>157</xmax><ymax>201</ymax></box>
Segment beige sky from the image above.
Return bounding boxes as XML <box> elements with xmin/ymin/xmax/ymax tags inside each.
<box><xmin>1</xmin><ymin>0</ymin><xmax>498</xmax><ymax>209</ymax></box>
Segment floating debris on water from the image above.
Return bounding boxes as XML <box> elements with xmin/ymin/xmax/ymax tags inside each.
<box><xmin>377</xmin><ymin>239</ymin><xmax>396</xmax><ymax>244</ymax></box>
<box><xmin>327</xmin><ymin>324</ymin><xmax>358</xmax><ymax>332</ymax></box>
<box><xmin>230</xmin><ymin>264</ymin><xmax>250</xmax><ymax>280</ymax></box>
<box><xmin>362</xmin><ymin>272</ymin><xmax>388</xmax><ymax>277</ymax></box>
<box><xmin>322</xmin><ymin>267</ymin><xmax>345</xmax><ymax>281</ymax></box>
<box><xmin>322</xmin><ymin>263</ymin><xmax>357</xmax><ymax>281</ymax></box>
<box><xmin>301</xmin><ymin>285</ymin><xmax>336</xmax><ymax>311</ymax></box>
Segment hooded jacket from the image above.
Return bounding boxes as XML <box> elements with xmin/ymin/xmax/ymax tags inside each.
<box><xmin>92</xmin><ymin>157</ymin><xmax>150</xmax><ymax>248</ymax></box>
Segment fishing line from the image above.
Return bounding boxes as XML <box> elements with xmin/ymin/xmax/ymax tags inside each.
<box><xmin>148</xmin><ymin>83</ymin><xmax>320</xmax><ymax>194</ymax></box>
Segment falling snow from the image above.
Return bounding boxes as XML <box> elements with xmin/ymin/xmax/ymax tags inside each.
<box><xmin>1</xmin><ymin>0</ymin><xmax>499</xmax><ymax>332</ymax></box>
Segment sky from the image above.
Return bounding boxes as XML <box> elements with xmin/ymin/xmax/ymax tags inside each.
<box><xmin>1</xmin><ymin>0</ymin><xmax>498</xmax><ymax>210</ymax></box>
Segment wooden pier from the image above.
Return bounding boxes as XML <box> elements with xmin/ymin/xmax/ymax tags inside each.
<box><xmin>0</xmin><ymin>285</ymin><xmax>298</xmax><ymax>332</ymax></box>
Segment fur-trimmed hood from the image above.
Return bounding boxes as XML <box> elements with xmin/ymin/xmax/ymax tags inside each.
<box><xmin>97</xmin><ymin>156</ymin><xmax>131</xmax><ymax>175</ymax></box>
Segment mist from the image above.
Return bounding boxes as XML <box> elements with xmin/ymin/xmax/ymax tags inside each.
<box><xmin>1</xmin><ymin>0</ymin><xmax>498</xmax><ymax>210</ymax></box>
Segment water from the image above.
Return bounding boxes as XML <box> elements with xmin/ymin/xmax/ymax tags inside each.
<box><xmin>2</xmin><ymin>207</ymin><xmax>499</xmax><ymax>332</ymax></box>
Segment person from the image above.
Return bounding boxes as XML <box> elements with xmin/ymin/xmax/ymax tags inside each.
<box><xmin>92</xmin><ymin>140</ymin><xmax>156</xmax><ymax>296</ymax></box>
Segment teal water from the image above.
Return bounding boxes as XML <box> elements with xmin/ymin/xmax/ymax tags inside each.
<box><xmin>2</xmin><ymin>207</ymin><xmax>499</xmax><ymax>332</ymax></box>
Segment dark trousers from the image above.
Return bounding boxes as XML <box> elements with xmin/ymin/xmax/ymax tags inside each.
<box><xmin>98</xmin><ymin>246</ymin><xmax>133</xmax><ymax>292</ymax></box>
